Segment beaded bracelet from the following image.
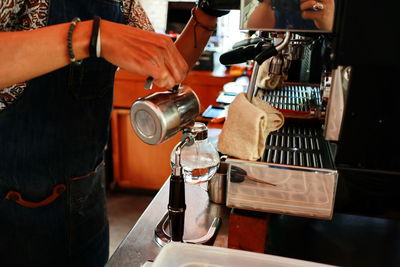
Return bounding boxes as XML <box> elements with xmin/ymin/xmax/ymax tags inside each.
<box><xmin>67</xmin><ymin>17</ymin><xmax>82</xmax><ymax>65</ymax></box>
<box><xmin>191</xmin><ymin>8</ymin><xmax>217</xmax><ymax>48</ymax></box>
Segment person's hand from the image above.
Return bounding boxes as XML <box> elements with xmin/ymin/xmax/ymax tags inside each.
<box><xmin>246</xmin><ymin>0</ymin><xmax>276</xmax><ymax>29</ymax></box>
<box><xmin>100</xmin><ymin>20</ymin><xmax>188</xmax><ymax>89</ymax></box>
<box><xmin>299</xmin><ymin>0</ymin><xmax>335</xmax><ymax>31</ymax></box>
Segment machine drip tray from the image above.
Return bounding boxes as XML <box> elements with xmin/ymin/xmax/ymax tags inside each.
<box><xmin>262</xmin><ymin>123</ymin><xmax>334</xmax><ymax>169</ymax></box>
<box><xmin>225</xmin><ymin>123</ymin><xmax>337</xmax><ymax>220</ymax></box>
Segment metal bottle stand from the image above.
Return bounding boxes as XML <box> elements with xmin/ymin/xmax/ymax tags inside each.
<box><xmin>154</xmin><ymin>131</ymin><xmax>221</xmax><ymax>247</ymax></box>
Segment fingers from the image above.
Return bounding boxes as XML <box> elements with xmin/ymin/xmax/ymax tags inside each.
<box><xmin>138</xmin><ymin>34</ymin><xmax>188</xmax><ymax>89</ymax></box>
<box><xmin>299</xmin><ymin>0</ymin><xmax>334</xmax><ymax>31</ymax></box>
<box><xmin>299</xmin><ymin>0</ymin><xmax>334</xmax><ymax>13</ymax></box>
<box><xmin>158</xmin><ymin>35</ymin><xmax>188</xmax><ymax>84</ymax></box>
<box><xmin>140</xmin><ymin>61</ymin><xmax>176</xmax><ymax>89</ymax></box>
<box><xmin>152</xmin><ymin>69</ymin><xmax>176</xmax><ymax>89</ymax></box>
<box><xmin>101</xmin><ymin>21</ymin><xmax>188</xmax><ymax>89</ymax></box>
<box><xmin>300</xmin><ymin>0</ymin><xmax>323</xmax><ymax>12</ymax></box>
<box><xmin>301</xmin><ymin>8</ymin><xmax>322</xmax><ymax>21</ymax></box>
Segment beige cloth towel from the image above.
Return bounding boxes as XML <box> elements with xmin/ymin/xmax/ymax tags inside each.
<box><xmin>218</xmin><ymin>93</ymin><xmax>284</xmax><ymax>161</ymax></box>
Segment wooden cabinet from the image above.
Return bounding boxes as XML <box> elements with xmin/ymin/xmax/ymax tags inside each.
<box><xmin>111</xmin><ymin>69</ymin><xmax>235</xmax><ymax>190</ymax></box>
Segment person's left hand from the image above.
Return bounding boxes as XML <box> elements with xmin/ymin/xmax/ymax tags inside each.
<box><xmin>299</xmin><ymin>0</ymin><xmax>335</xmax><ymax>31</ymax></box>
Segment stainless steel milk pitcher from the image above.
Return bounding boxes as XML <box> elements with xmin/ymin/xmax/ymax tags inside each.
<box><xmin>130</xmin><ymin>86</ymin><xmax>200</xmax><ymax>145</ymax></box>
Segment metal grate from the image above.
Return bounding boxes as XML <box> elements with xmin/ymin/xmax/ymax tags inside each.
<box><xmin>261</xmin><ymin>84</ymin><xmax>321</xmax><ymax>112</ymax></box>
<box><xmin>262</xmin><ymin>124</ymin><xmax>331</xmax><ymax>168</ymax></box>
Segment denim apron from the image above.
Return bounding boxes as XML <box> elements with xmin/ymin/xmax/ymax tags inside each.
<box><xmin>0</xmin><ymin>0</ymin><xmax>123</xmax><ymax>266</ymax></box>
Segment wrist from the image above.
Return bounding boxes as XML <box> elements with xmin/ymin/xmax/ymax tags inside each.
<box><xmin>197</xmin><ymin>0</ymin><xmax>230</xmax><ymax>17</ymax></box>
<box><xmin>193</xmin><ymin>7</ymin><xmax>218</xmax><ymax>29</ymax></box>
<box><xmin>71</xmin><ymin>20</ymin><xmax>91</xmax><ymax>61</ymax></box>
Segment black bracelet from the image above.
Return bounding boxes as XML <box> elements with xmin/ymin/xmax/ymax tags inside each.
<box><xmin>197</xmin><ymin>0</ymin><xmax>230</xmax><ymax>17</ymax></box>
<box><xmin>89</xmin><ymin>16</ymin><xmax>101</xmax><ymax>58</ymax></box>
<box><xmin>67</xmin><ymin>17</ymin><xmax>82</xmax><ymax>65</ymax></box>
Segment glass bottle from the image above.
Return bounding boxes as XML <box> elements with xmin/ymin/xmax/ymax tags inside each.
<box><xmin>170</xmin><ymin>122</ymin><xmax>220</xmax><ymax>184</ymax></box>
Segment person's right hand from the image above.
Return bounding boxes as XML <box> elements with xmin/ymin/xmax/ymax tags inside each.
<box><xmin>101</xmin><ymin>20</ymin><xmax>188</xmax><ymax>89</ymax></box>
<box><xmin>300</xmin><ymin>0</ymin><xmax>335</xmax><ymax>31</ymax></box>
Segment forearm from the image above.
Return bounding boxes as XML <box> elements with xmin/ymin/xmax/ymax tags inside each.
<box><xmin>0</xmin><ymin>21</ymin><xmax>91</xmax><ymax>88</ymax></box>
<box><xmin>175</xmin><ymin>8</ymin><xmax>217</xmax><ymax>69</ymax></box>
<box><xmin>1</xmin><ymin>17</ymin><xmax>189</xmax><ymax>90</ymax></box>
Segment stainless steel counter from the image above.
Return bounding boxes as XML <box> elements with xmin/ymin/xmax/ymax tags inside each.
<box><xmin>106</xmin><ymin>181</ymin><xmax>231</xmax><ymax>267</ymax></box>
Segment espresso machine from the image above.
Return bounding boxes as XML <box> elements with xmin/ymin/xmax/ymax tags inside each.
<box><xmin>214</xmin><ymin>0</ymin><xmax>338</xmax><ymax>220</ymax></box>
<box><xmin>128</xmin><ymin>0</ymin><xmax>399</xmax><ymax>265</ymax></box>
<box><xmin>209</xmin><ymin>0</ymin><xmax>400</xmax><ymax>266</ymax></box>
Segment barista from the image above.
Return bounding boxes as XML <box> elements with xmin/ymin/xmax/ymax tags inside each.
<box><xmin>246</xmin><ymin>0</ymin><xmax>335</xmax><ymax>31</ymax></box>
<box><xmin>0</xmin><ymin>0</ymin><xmax>228</xmax><ymax>266</ymax></box>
